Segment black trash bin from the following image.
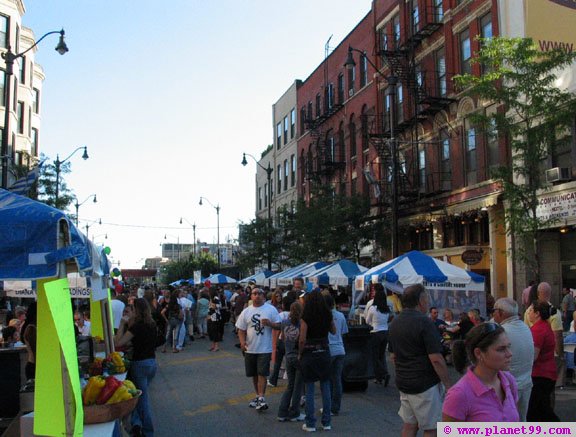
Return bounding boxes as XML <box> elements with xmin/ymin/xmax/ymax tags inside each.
<box><xmin>342</xmin><ymin>324</ymin><xmax>373</xmax><ymax>391</ymax></box>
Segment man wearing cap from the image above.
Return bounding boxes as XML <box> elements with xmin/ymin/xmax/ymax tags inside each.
<box><xmin>236</xmin><ymin>287</ymin><xmax>281</xmax><ymax>411</ymax></box>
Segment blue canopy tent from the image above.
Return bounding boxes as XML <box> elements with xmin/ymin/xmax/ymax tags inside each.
<box><xmin>205</xmin><ymin>273</ymin><xmax>237</xmax><ymax>284</ymax></box>
<box><xmin>266</xmin><ymin>263</ymin><xmax>307</xmax><ymax>288</ymax></box>
<box><xmin>353</xmin><ymin>250</ymin><xmax>486</xmax><ymax>317</ymax></box>
<box><xmin>238</xmin><ymin>270</ymin><xmax>273</xmax><ymax>285</ymax></box>
<box><xmin>305</xmin><ymin>259</ymin><xmax>368</xmax><ymax>287</ymax></box>
<box><xmin>0</xmin><ymin>189</ymin><xmax>97</xmax><ymax>280</ymax></box>
<box><xmin>275</xmin><ymin>261</ymin><xmax>329</xmax><ymax>287</ymax></box>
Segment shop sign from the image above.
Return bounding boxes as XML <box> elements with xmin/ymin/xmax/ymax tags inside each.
<box><xmin>535</xmin><ymin>189</ymin><xmax>576</xmax><ymax>221</ymax></box>
<box><xmin>461</xmin><ymin>250</ymin><xmax>483</xmax><ymax>266</ymax></box>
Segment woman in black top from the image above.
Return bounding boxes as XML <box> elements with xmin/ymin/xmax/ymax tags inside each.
<box><xmin>115</xmin><ymin>298</ymin><xmax>158</xmax><ymax>437</ymax></box>
<box><xmin>299</xmin><ymin>291</ymin><xmax>336</xmax><ymax>432</ymax></box>
<box><xmin>161</xmin><ymin>289</ymin><xmax>183</xmax><ymax>353</ymax></box>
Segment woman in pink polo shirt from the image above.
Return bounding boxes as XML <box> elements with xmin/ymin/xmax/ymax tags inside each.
<box><xmin>442</xmin><ymin>322</ymin><xmax>519</xmax><ymax>422</ymax></box>
<box><xmin>527</xmin><ymin>301</ymin><xmax>560</xmax><ymax>421</ymax></box>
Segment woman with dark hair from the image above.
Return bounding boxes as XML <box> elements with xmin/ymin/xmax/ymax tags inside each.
<box><xmin>161</xmin><ymin>289</ymin><xmax>183</xmax><ymax>353</ymax></box>
<box><xmin>443</xmin><ymin>322</ymin><xmax>518</xmax><ymax>422</ymax></box>
<box><xmin>23</xmin><ymin>324</ymin><xmax>36</xmax><ymax>380</ymax></box>
<box><xmin>115</xmin><ymin>298</ymin><xmax>158</xmax><ymax>436</ymax></box>
<box><xmin>207</xmin><ymin>289</ymin><xmax>222</xmax><ymax>352</ymax></box>
<box><xmin>365</xmin><ymin>286</ymin><xmax>392</xmax><ymax>386</ymax></box>
<box><xmin>299</xmin><ymin>291</ymin><xmax>336</xmax><ymax>432</ymax></box>
<box><xmin>527</xmin><ymin>301</ymin><xmax>560</xmax><ymax>421</ymax></box>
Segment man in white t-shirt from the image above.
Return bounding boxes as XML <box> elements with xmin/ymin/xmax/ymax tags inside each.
<box><xmin>110</xmin><ymin>294</ymin><xmax>126</xmax><ymax>332</ymax></box>
<box><xmin>236</xmin><ymin>287</ymin><xmax>281</xmax><ymax>412</ymax></box>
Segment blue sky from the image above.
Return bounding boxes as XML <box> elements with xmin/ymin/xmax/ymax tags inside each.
<box><xmin>22</xmin><ymin>0</ymin><xmax>372</xmax><ymax>269</ymax></box>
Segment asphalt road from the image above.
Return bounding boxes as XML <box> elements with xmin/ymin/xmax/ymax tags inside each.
<box><xmin>148</xmin><ymin>326</ymin><xmax>576</xmax><ymax>436</ymax></box>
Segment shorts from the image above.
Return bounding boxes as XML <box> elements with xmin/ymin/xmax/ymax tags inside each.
<box><xmin>398</xmin><ymin>383</ymin><xmax>444</xmax><ymax>431</ymax></box>
<box><xmin>244</xmin><ymin>352</ymin><xmax>272</xmax><ymax>377</ymax></box>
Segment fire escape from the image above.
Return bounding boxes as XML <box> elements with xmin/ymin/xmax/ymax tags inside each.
<box><xmin>368</xmin><ymin>1</ymin><xmax>455</xmax><ymax>207</ymax></box>
<box><xmin>305</xmin><ymin>37</ymin><xmax>346</xmax><ymax>185</ymax></box>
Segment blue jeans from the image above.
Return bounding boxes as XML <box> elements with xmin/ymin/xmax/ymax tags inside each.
<box><xmin>166</xmin><ymin>318</ymin><xmax>181</xmax><ymax>349</ymax></box>
<box><xmin>277</xmin><ymin>356</ymin><xmax>303</xmax><ymax>419</ymax></box>
<box><xmin>305</xmin><ymin>379</ymin><xmax>331</xmax><ymax>428</ymax></box>
<box><xmin>130</xmin><ymin>358</ymin><xmax>157</xmax><ymax>436</ymax></box>
<box><xmin>330</xmin><ymin>355</ymin><xmax>345</xmax><ymax>414</ymax></box>
<box><xmin>269</xmin><ymin>339</ymin><xmax>285</xmax><ymax>386</ymax></box>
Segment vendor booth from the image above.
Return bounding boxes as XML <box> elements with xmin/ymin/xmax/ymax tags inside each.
<box><xmin>0</xmin><ymin>189</ymin><xmax>126</xmax><ymax>436</ymax></box>
<box><xmin>353</xmin><ymin>250</ymin><xmax>486</xmax><ymax>318</ymax></box>
<box><xmin>305</xmin><ymin>259</ymin><xmax>368</xmax><ymax>287</ymax></box>
<box><xmin>238</xmin><ymin>270</ymin><xmax>273</xmax><ymax>286</ymax></box>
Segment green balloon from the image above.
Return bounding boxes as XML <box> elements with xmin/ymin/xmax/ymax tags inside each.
<box><xmin>104</xmin><ymin>247</ymin><xmax>111</xmax><ymax>255</ymax></box>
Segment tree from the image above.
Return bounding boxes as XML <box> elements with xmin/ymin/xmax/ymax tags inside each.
<box><xmin>160</xmin><ymin>251</ymin><xmax>218</xmax><ymax>284</ymax></box>
<box><xmin>455</xmin><ymin>37</ymin><xmax>576</xmax><ymax>280</ymax></box>
<box><xmin>236</xmin><ymin>216</ymin><xmax>282</xmax><ymax>272</ymax></box>
<box><xmin>37</xmin><ymin>153</ymin><xmax>75</xmax><ymax>211</ymax></box>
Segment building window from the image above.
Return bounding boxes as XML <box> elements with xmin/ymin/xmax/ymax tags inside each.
<box><xmin>283</xmin><ymin>116</ymin><xmax>288</xmax><ymax>145</ymax></box>
<box><xmin>396</xmin><ymin>84</ymin><xmax>404</xmax><ymax>124</ymax></box>
<box><xmin>360</xmin><ymin>53</ymin><xmax>368</xmax><ymax>87</ymax></box>
<box><xmin>31</xmin><ymin>127</ymin><xmax>38</xmax><ymax>157</ymax></box>
<box><xmin>327</xmin><ymin>133</ymin><xmax>335</xmax><ymax>162</ymax></box>
<box><xmin>290</xmin><ymin>108</ymin><xmax>296</xmax><ymax>138</ymax></box>
<box><xmin>19</xmin><ymin>57</ymin><xmax>25</xmax><ymax>84</ymax></box>
<box><xmin>327</xmin><ymin>83</ymin><xmax>334</xmax><ymax>110</ymax></box>
<box><xmin>348</xmin><ymin>63</ymin><xmax>355</xmax><ymax>97</ymax></box>
<box><xmin>17</xmin><ymin>101</ymin><xmax>24</xmax><ymax>134</ymax></box>
<box><xmin>411</xmin><ymin>0</ymin><xmax>420</xmax><ymax>33</ymax></box>
<box><xmin>291</xmin><ymin>154</ymin><xmax>296</xmax><ymax>187</ymax></box>
<box><xmin>0</xmin><ymin>15</ymin><xmax>8</xmax><ymax>49</ymax></box>
<box><xmin>33</xmin><ymin>88</ymin><xmax>40</xmax><ymax>113</ymax></box>
<box><xmin>349</xmin><ymin>119</ymin><xmax>357</xmax><ymax>157</ymax></box>
<box><xmin>316</xmin><ymin>94</ymin><xmax>322</xmax><ymax>117</ymax></box>
<box><xmin>258</xmin><ymin>187</ymin><xmax>262</xmax><ymax>210</ymax></box>
<box><xmin>361</xmin><ymin>107</ymin><xmax>369</xmax><ymax>151</ymax></box>
<box><xmin>0</xmin><ymin>70</ymin><xmax>5</xmax><ymax>107</ymax></box>
<box><xmin>337</xmin><ymin>73</ymin><xmax>344</xmax><ymax>104</ymax></box>
<box><xmin>486</xmin><ymin>117</ymin><xmax>499</xmax><ymax>173</ymax></box>
<box><xmin>284</xmin><ymin>159</ymin><xmax>289</xmax><ymax>191</ymax></box>
<box><xmin>440</xmin><ymin>130</ymin><xmax>451</xmax><ymax>190</ymax></box>
<box><xmin>277</xmin><ymin>164</ymin><xmax>282</xmax><ymax>193</ymax></box>
<box><xmin>436</xmin><ymin>47</ymin><xmax>447</xmax><ymax>97</ymax></box>
<box><xmin>300</xmin><ymin>107</ymin><xmax>306</xmax><ymax>135</ymax></box>
<box><xmin>460</xmin><ymin>29</ymin><xmax>471</xmax><ymax>74</ymax></box>
<box><xmin>338</xmin><ymin>127</ymin><xmax>345</xmax><ymax>163</ymax></box>
<box><xmin>307</xmin><ymin>101</ymin><xmax>312</xmax><ymax>121</ymax></box>
<box><xmin>393</xmin><ymin>14</ymin><xmax>401</xmax><ymax>48</ymax></box>
<box><xmin>276</xmin><ymin>122</ymin><xmax>282</xmax><ymax>149</ymax></box>
<box><xmin>419</xmin><ymin>145</ymin><xmax>426</xmax><ymax>190</ymax></box>
<box><xmin>27</xmin><ymin>106</ymin><xmax>31</xmax><ymax>136</ymax></box>
<box><xmin>265</xmin><ymin>183</ymin><xmax>270</xmax><ymax>207</ymax></box>
<box><xmin>480</xmin><ymin>13</ymin><xmax>492</xmax><ymax>40</ymax></box>
<box><xmin>434</xmin><ymin>0</ymin><xmax>443</xmax><ymax>21</ymax></box>
<box><xmin>351</xmin><ymin>176</ymin><xmax>357</xmax><ymax>196</ymax></box>
<box><xmin>465</xmin><ymin>122</ymin><xmax>477</xmax><ymax>185</ymax></box>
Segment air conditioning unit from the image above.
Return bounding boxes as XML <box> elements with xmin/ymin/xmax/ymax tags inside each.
<box><xmin>545</xmin><ymin>167</ymin><xmax>571</xmax><ymax>183</ymax></box>
<box><xmin>348</xmin><ymin>88</ymin><xmax>354</xmax><ymax>97</ymax></box>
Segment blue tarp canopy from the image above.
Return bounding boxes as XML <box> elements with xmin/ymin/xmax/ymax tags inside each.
<box><xmin>238</xmin><ymin>270</ymin><xmax>273</xmax><ymax>285</ymax></box>
<box><xmin>270</xmin><ymin>262</ymin><xmax>329</xmax><ymax>287</ymax></box>
<box><xmin>205</xmin><ymin>273</ymin><xmax>237</xmax><ymax>284</ymax></box>
<box><xmin>0</xmin><ymin>189</ymin><xmax>98</xmax><ymax>280</ymax></box>
<box><xmin>305</xmin><ymin>259</ymin><xmax>368</xmax><ymax>287</ymax></box>
<box><xmin>358</xmin><ymin>250</ymin><xmax>485</xmax><ymax>292</ymax></box>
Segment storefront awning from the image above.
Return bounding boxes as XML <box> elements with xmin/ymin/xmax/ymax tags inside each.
<box><xmin>445</xmin><ymin>193</ymin><xmax>500</xmax><ymax>216</ymax></box>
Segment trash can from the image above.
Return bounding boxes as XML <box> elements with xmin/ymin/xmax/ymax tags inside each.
<box><xmin>342</xmin><ymin>324</ymin><xmax>373</xmax><ymax>391</ymax></box>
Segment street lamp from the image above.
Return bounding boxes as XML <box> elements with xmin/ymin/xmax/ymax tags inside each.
<box><xmin>1</xmin><ymin>29</ymin><xmax>68</xmax><ymax>189</ymax></box>
<box><xmin>199</xmin><ymin>196</ymin><xmax>220</xmax><ymax>270</ymax></box>
<box><xmin>164</xmin><ymin>233</ymin><xmax>181</xmax><ymax>262</ymax></box>
<box><xmin>73</xmin><ymin>193</ymin><xmax>97</xmax><ymax>226</ymax></box>
<box><xmin>242</xmin><ymin>152</ymin><xmax>273</xmax><ymax>270</ymax></box>
<box><xmin>180</xmin><ymin>217</ymin><xmax>197</xmax><ymax>257</ymax></box>
<box><xmin>54</xmin><ymin>146</ymin><xmax>89</xmax><ymax>205</ymax></box>
<box><xmin>345</xmin><ymin>46</ymin><xmax>399</xmax><ymax>258</ymax></box>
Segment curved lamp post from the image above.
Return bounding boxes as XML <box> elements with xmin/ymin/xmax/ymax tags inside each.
<box><xmin>180</xmin><ymin>217</ymin><xmax>197</xmax><ymax>257</ymax></box>
<box><xmin>73</xmin><ymin>193</ymin><xmax>97</xmax><ymax>226</ymax></box>
<box><xmin>199</xmin><ymin>196</ymin><xmax>220</xmax><ymax>270</ymax></box>
<box><xmin>345</xmin><ymin>46</ymin><xmax>399</xmax><ymax>258</ymax></box>
<box><xmin>242</xmin><ymin>152</ymin><xmax>273</xmax><ymax>270</ymax></box>
<box><xmin>1</xmin><ymin>29</ymin><xmax>68</xmax><ymax>189</ymax></box>
<box><xmin>55</xmin><ymin>146</ymin><xmax>89</xmax><ymax>204</ymax></box>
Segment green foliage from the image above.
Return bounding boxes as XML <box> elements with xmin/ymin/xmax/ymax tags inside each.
<box><xmin>455</xmin><ymin>37</ymin><xmax>576</xmax><ymax>278</ymax></box>
<box><xmin>238</xmin><ymin>185</ymin><xmax>379</xmax><ymax>272</ymax></box>
<box><xmin>160</xmin><ymin>251</ymin><xmax>218</xmax><ymax>284</ymax></box>
<box><xmin>37</xmin><ymin>153</ymin><xmax>75</xmax><ymax>211</ymax></box>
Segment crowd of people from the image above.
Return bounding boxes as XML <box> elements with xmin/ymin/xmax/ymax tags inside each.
<box><xmin>2</xmin><ymin>277</ymin><xmax>575</xmax><ymax>436</ymax></box>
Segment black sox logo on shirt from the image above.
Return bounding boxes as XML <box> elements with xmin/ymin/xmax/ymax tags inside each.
<box><xmin>251</xmin><ymin>313</ymin><xmax>265</xmax><ymax>336</ymax></box>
